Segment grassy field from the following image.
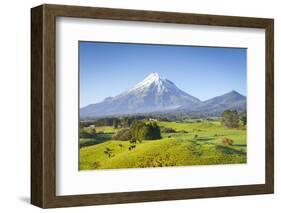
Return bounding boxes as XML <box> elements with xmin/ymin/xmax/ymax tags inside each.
<box><xmin>79</xmin><ymin>120</ymin><xmax>246</xmax><ymax>170</ymax></box>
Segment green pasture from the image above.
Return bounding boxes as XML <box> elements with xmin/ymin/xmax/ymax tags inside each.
<box><xmin>79</xmin><ymin>121</ymin><xmax>246</xmax><ymax>170</ymax></box>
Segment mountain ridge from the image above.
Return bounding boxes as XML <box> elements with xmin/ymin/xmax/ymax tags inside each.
<box><xmin>80</xmin><ymin>73</ymin><xmax>246</xmax><ymax>118</ymax></box>
<box><xmin>181</xmin><ymin>90</ymin><xmax>246</xmax><ymax>115</ymax></box>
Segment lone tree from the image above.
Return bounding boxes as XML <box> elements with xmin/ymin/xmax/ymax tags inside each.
<box><xmin>221</xmin><ymin>110</ymin><xmax>239</xmax><ymax>128</ymax></box>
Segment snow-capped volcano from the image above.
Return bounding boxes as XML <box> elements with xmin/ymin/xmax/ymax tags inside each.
<box><xmin>80</xmin><ymin>72</ymin><xmax>246</xmax><ymax>118</ymax></box>
<box><xmin>127</xmin><ymin>72</ymin><xmax>166</xmax><ymax>93</ymax></box>
<box><xmin>80</xmin><ymin>72</ymin><xmax>200</xmax><ymax>118</ymax></box>
<box><xmin>122</xmin><ymin>72</ymin><xmax>199</xmax><ymax>103</ymax></box>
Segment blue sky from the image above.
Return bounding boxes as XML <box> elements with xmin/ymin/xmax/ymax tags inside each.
<box><xmin>79</xmin><ymin>41</ymin><xmax>246</xmax><ymax>107</ymax></box>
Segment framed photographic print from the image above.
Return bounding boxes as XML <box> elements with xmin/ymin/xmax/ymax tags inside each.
<box><xmin>31</xmin><ymin>4</ymin><xmax>274</xmax><ymax>208</ymax></box>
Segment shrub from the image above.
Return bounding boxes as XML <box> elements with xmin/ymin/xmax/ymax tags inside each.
<box><xmin>221</xmin><ymin>137</ymin><xmax>234</xmax><ymax>146</ymax></box>
<box><xmin>162</xmin><ymin>127</ymin><xmax>176</xmax><ymax>133</ymax></box>
<box><xmin>92</xmin><ymin>161</ymin><xmax>101</xmax><ymax>169</ymax></box>
<box><xmin>178</xmin><ymin>130</ymin><xmax>189</xmax><ymax>134</ymax></box>
<box><xmin>112</xmin><ymin>128</ymin><xmax>132</xmax><ymax>141</ymax></box>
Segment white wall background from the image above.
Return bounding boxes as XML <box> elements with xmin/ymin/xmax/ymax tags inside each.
<box><xmin>0</xmin><ymin>0</ymin><xmax>279</xmax><ymax>212</ymax></box>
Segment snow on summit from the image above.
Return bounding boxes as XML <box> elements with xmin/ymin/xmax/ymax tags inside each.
<box><xmin>128</xmin><ymin>72</ymin><xmax>162</xmax><ymax>92</ymax></box>
<box><xmin>128</xmin><ymin>72</ymin><xmax>178</xmax><ymax>95</ymax></box>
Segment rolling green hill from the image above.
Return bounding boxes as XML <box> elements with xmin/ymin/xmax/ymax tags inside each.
<box><xmin>79</xmin><ymin>121</ymin><xmax>246</xmax><ymax>170</ymax></box>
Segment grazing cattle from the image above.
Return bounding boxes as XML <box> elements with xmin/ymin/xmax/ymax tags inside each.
<box><xmin>129</xmin><ymin>145</ymin><xmax>136</xmax><ymax>150</ymax></box>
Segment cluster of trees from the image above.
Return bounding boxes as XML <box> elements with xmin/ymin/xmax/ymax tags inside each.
<box><xmin>239</xmin><ymin>111</ymin><xmax>247</xmax><ymax>126</ymax></box>
<box><xmin>221</xmin><ymin>110</ymin><xmax>247</xmax><ymax>128</ymax></box>
<box><xmin>81</xmin><ymin>113</ymin><xmax>223</xmax><ymax>129</ymax></box>
<box><xmin>104</xmin><ymin>122</ymin><xmax>161</xmax><ymax>157</ymax></box>
<box><xmin>113</xmin><ymin>117</ymin><xmax>135</xmax><ymax>128</ymax></box>
<box><xmin>90</xmin><ymin>117</ymin><xmax>122</xmax><ymax>127</ymax></box>
<box><xmin>130</xmin><ymin>121</ymin><xmax>161</xmax><ymax>143</ymax></box>
<box><xmin>81</xmin><ymin>114</ymin><xmax>178</xmax><ymax>129</ymax></box>
<box><xmin>112</xmin><ymin>121</ymin><xmax>162</xmax><ymax>142</ymax></box>
<box><xmin>86</xmin><ymin>116</ymin><xmax>143</xmax><ymax>128</ymax></box>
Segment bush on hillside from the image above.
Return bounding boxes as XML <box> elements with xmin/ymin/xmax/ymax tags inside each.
<box><xmin>221</xmin><ymin>137</ymin><xmax>234</xmax><ymax>146</ymax></box>
<box><xmin>178</xmin><ymin>130</ymin><xmax>189</xmax><ymax>133</ymax></box>
<box><xmin>112</xmin><ymin>129</ymin><xmax>132</xmax><ymax>141</ymax></box>
<box><xmin>162</xmin><ymin>127</ymin><xmax>176</xmax><ymax>133</ymax></box>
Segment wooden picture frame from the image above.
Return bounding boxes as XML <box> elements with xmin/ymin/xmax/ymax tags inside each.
<box><xmin>31</xmin><ymin>4</ymin><xmax>274</xmax><ymax>208</ymax></box>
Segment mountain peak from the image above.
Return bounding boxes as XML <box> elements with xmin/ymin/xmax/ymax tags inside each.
<box><xmin>143</xmin><ymin>72</ymin><xmax>161</xmax><ymax>82</ymax></box>
<box><xmin>123</xmin><ymin>73</ymin><xmax>201</xmax><ymax>105</ymax></box>
<box><xmin>227</xmin><ymin>90</ymin><xmax>244</xmax><ymax>97</ymax></box>
<box><xmin>229</xmin><ymin>90</ymin><xmax>238</xmax><ymax>94</ymax></box>
<box><xmin>81</xmin><ymin>72</ymin><xmax>202</xmax><ymax>118</ymax></box>
<box><xmin>128</xmin><ymin>72</ymin><xmax>162</xmax><ymax>92</ymax></box>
